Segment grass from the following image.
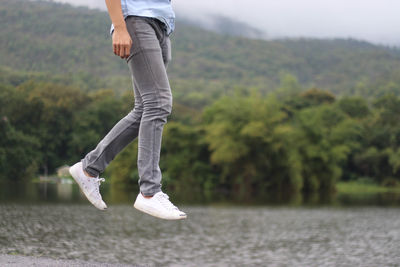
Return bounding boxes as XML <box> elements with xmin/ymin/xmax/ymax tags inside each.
<box><xmin>336</xmin><ymin>181</ymin><xmax>400</xmax><ymax>194</ymax></box>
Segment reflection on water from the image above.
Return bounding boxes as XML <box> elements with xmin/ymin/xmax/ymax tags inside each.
<box><xmin>1</xmin><ymin>181</ymin><xmax>400</xmax><ymax>206</ymax></box>
<box><xmin>0</xmin><ymin>181</ymin><xmax>138</xmax><ymax>205</ymax></box>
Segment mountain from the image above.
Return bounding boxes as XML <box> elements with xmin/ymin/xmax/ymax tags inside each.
<box><xmin>178</xmin><ymin>14</ymin><xmax>267</xmax><ymax>39</ymax></box>
<box><xmin>1</xmin><ymin>0</ymin><xmax>400</xmax><ymax>107</ymax></box>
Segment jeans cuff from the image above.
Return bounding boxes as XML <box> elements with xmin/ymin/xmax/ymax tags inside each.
<box><xmin>81</xmin><ymin>160</ymin><xmax>100</xmax><ymax>177</ymax></box>
<box><xmin>141</xmin><ymin>188</ymin><xmax>161</xmax><ymax>197</ymax></box>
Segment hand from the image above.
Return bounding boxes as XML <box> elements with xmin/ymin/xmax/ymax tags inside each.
<box><xmin>112</xmin><ymin>28</ymin><xmax>132</xmax><ymax>59</ymax></box>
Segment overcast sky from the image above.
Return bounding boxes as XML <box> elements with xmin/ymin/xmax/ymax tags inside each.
<box><xmin>54</xmin><ymin>0</ymin><xmax>400</xmax><ymax>46</ymax></box>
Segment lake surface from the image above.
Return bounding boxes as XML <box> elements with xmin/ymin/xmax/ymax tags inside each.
<box><xmin>2</xmin><ymin>181</ymin><xmax>400</xmax><ymax>206</ymax></box>
<box><xmin>1</xmin><ymin>182</ymin><xmax>400</xmax><ymax>266</ymax></box>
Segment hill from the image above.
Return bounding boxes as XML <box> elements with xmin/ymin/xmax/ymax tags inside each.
<box><xmin>1</xmin><ymin>0</ymin><xmax>400</xmax><ymax>107</ymax></box>
<box><xmin>178</xmin><ymin>14</ymin><xmax>266</xmax><ymax>39</ymax></box>
<box><xmin>2</xmin><ymin>0</ymin><xmax>400</xmax><ymax>197</ymax></box>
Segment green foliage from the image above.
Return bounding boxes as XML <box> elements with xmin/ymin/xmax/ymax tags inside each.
<box><xmin>107</xmin><ymin>141</ymin><xmax>140</xmax><ymax>186</ymax></box>
<box><xmin>294</xmin><ymin>104</ymin><xmax>362</xmax><ymax>192</ymax></box>
<box><xmin>337</xmin><ymin>96</ymin><xmax>370</xmax><ymax>119</ymax></box>
<box><xmin>2</xmin><ymin>0</ymin><xmax>400</xmax><ymax>200</ymax></box>
<box><xmin>346</xmin><ymin>93</ymin><xmax>400</xmax><ymax>184</ymax></box>
<box><xmin>2</xmin><ymin>77</ymin><xmax>400</xmax><ymax>198</ymax></box>
<box><xmin>336</xmin><ymin>181</ymin><xmax>400</xmax><ymax>194</ymax></box>
<box><xmin>0</xmin><ymin>118</ymin><xmax>40</xmax><ymax>180</ymax></box>
<box><xmin>2</xmin><ymin>0</ymin><xmax>400</xmax><ymax>108</ymax></box>
<box><xmin>0</xmin><ymin>80</ymin><xmax>131</xmax><ymax>177</ymax></box>
<box><xmin>161</xmin><ymin>122</ymin><xmax>216</xmax><ymax>194</ymax></box>
<box><xmin>202</xmin><ymin>90</ymin><xmax>302</xmax><ymax>197</ymax></box>
<box><xmin>69</xmin><ymin>89</ymin><xmax>129</xmax><ymax>160</ymax></box>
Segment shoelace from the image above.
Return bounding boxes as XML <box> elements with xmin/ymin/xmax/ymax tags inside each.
<box><xmin>93</xmin><ymin>177</ymin><xmax>105</xmax><ymax>195</ymax></box>
<box><xmin>157</xmin><ymin>193</ymin><xmax>178</xmax><ymax>211</ymax></box>
<box><xmin>96</xmin><ymin>177</ymin><xmax>106</xmax><ymax>184</ymax></box>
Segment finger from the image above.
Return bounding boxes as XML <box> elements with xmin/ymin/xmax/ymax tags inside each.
<box><xmin>124</xmin><ymin>44</ymin><xmax>131</xmax><ymax>58</ymax></box>
<box><xmin>116</xmin><ymin>44</ymin><xmax>121</xmax><ymax>57</ymax></box>
<box><xmin>114</xmin><ymin>43</ymin><xmax>120</xmax><ymax>56</ymax></box>
<box><xmin>119</xmin><ymin>44</ymin><xmax>125</xmax><ymax>58</ymax></box>
<box><xmin>113</xmin><ymin>43</ymin><xmax>117</xmax><ymax>55</ymax></box>
<box><xmin>121</xmin><ymin>44</ymin><xmax>126</xmax><ymax>58</ymax></box>
<box><xmin>122</xmin><ymin>44</ymin><xmax>128</xmax><ymax>58</ymax></box>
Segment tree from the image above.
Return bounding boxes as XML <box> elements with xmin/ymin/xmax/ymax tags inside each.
<box><xmin>202</xmin><ymin>89</ymin><xmax>303</xmax><ymax>198</ymax></box>
<box><xmin>294</xmin><ymin>104</ymin><xmax>362</xmax><ymax>191</ymax></box>
<box><xmin>0</xmin><ymin>117</ymin><xmax>40</xmax><ymax>180</ymax></box>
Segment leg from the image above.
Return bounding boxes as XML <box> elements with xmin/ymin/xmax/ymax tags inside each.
<box><xmin>126</xmin><ymin>17</ymin><xmax>172</xmax><ymax>196</ymax></box>
<box><xmin>82</xmin><ymin>80</ymin><xmax>143</xmax><ymax>177</ymax></box>
<box><xmin>127</xmin><ymin>17</ymin><xmax>186</xmax><ymax>220</ymax></box>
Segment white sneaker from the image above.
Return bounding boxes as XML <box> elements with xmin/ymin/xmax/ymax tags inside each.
<box><xmin>69</xmin><ymin>162</ymin><xmax>107</xmax><ymax>210</ymax></box>
<box><xmin>134</xmin><ymin>191</ymin><xmax>187</xmax><ymax>220</ymax></box>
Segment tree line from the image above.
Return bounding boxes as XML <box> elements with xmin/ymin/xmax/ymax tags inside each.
<box><xmin>1</xmin><ymin>78</ymin><xmax>400</xmax><ymax>199</ymax></box>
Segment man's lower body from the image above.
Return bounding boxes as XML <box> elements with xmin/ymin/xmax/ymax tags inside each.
<box><xmin>69</xmin><ymin>16</ymin><xmax>186</xmax><ymax>220</ymax></box>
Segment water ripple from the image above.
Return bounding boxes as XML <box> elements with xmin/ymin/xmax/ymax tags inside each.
<box><xmin>0</xmin><ymin>205</ymin><xmax>399</xmax><ymax>266</ymax></box>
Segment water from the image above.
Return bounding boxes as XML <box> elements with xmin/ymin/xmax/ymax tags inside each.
<box><xmin>1</xmin><ymin>182</ymin><xmax>400</xmax><ymax>266</ymax></box>
<box><xmin>2</xmin><ymin>181</ymin><xmax>400</xmax><ymax>206</ymax></box>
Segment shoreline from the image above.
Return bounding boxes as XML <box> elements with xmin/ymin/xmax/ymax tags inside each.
<box><xmin>336</xmin><ymin>181</ymin><xmax>400</xmax><ymax>194</ymax></box>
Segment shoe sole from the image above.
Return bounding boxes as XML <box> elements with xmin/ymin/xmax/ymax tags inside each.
<box><xmin>133</xmin><ymin>202</ymin><xmax>187</xmax><ymax>220</ymax></box>
<box><xmin>69</xmin><ymin>164</ymin><xmax>107</xmax><ymax>211</ymax></box>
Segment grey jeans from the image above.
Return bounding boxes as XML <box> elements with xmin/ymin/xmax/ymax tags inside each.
<box><xmin>82</xmin><ymin>16</ymin><xmax>172</xmax><ymax>196</ymax></box>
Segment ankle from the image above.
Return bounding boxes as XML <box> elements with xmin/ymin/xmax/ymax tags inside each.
<box><xmin>142</xmin><ymin>192</ymin><xmax>153</xmax><ymax>199</ymax></box>
<box><xmin>83</xmin><ymin>169</ymin><xmax>95</xmax><ymax>178</ymax></box>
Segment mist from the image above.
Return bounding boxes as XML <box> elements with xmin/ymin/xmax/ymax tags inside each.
<box><xmin>52</xmin><ymin>0</ymin><xmax>400</xmax><ymax>46</ymax></box>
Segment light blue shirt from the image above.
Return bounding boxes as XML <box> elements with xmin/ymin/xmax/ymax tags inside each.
<box><xmin>111</xmin><ymin>0</ymin><xmax>175</xmax><ymax>35</ymax></box>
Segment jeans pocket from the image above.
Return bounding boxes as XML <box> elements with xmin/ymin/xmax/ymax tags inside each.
<box><xmin>126</xmin><ymin>17</ymin><xmax>161</xmax><ymax>58</ymax></box>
